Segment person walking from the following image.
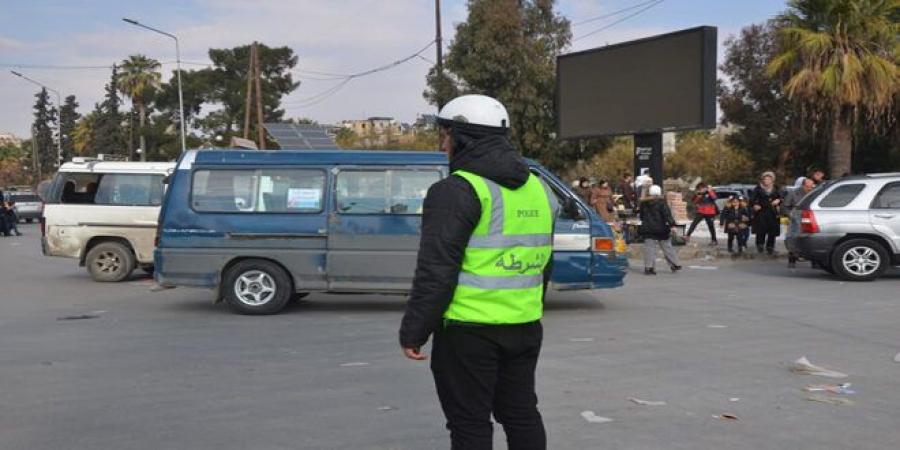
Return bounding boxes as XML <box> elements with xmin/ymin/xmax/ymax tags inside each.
<box><xmin>399</xmin><ymin>95</ymin><xmax>555</xmax><ymax>450</ymax></box>
<box><xmin>618</xmin><ymin>173</ymin><xmax>636</xmax><ymax>210</ymax></box>
<box><xmin>0</xmin><ymin>198</ymin><xmax>10</xmax><ymax>237</ymax></box>
<box><xmin>784</xmin><ymin>177</ymin><xmax>815</xmax><ymax>267</ymax></box>
<box><xmin>749</xmin><ymin>171</ymin><xmax>783</xmax><ymax>256</ymax></box>
<box><xmin>686</xmin><ymin>182</ymin><xmax>718</xmax><ymax>245</ymax></box>
<box><xmin>720</xmin><ymin>196</ymin><xmax>751</xmax><ymax>254</ymax></box>
<box><xmin>639</xmin><ymin>185</ymin><xmax>682</xmax><ymax>275</ymax></box>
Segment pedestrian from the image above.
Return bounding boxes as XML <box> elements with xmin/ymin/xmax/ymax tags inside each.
<box><xmin>576</xmin><ymin>177</ymin><xmax>592</xmax><ymax>204</ymax></box>
<box><xmin>3</xmin><ymin>201</ymin><xmax>22</xmax><ymax>236</ymax></box>
<box><xmin>686</xmin><ymin>182</ymin><xmax>718</xmax><ymax>245</ymax></box>
<box><xmin>0</xmin><ymin>198</ymin><xmax>10</xmax><ymax>237</ymax></box>
<box><xmin>738</xmin><ymin>196</ymin><xmax>751</xmax><ymax>250</ymax></box>
<box><xmin>808</xmin><ymin>168</ymin><xmax>826</xmax><ymax>186</ymax></box>
<box><xmin>399</xmin><ymin>94</ymin><xmax>555</xmax><ymax>450</ymax></box>
<box><xmin>638</xmin><ymin>185</ymin><xmax>682</xmax><ymax>275</ymax></box>
<box><xmin>618</xmin><ymin>173</ymin><xmax>636</xmax><ymax>210</ymax></box>
<box><xmin>591</xmin><ymin>180</ymin><xmax>617</xmax><ymax>226</ymax></box>
<box><xmin>749</xmin><ymin>171</ymin><xmax>783</xmax><ymax>256</ymax></box>
<box><xmin>719</xmin><ymin>196</ymin><xmax>751</xmax><ymax>254</ymax></box>
<box><xmin>784</xmin><ymin>177</ymin><xmax>815</xmax><ymax>267</ymax></box>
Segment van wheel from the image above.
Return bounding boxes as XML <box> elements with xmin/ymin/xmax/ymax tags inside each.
<box><xmin>223</xmin><ymin>260</ymin><xmax>292</xmax><ymax>315</ymax></box>
<box><xmin>831</xmin><ymin>239</ymin><xmax>887</xmax><ymax>281</ymax></box>
<box><xmin>142</xmin><ymin>266</ymin><xmax>155</xmax><ymax>275</ymax></box>
<box><xmin>86</xmin><ymin>242</ymin><xmax>135</xmax><ymax>282</ymax></box>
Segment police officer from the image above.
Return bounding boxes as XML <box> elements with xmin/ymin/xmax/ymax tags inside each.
<box><xmin>399</xmin><ymin>95</ymin><xmax>556</xmax><ymax>450</ymax></box>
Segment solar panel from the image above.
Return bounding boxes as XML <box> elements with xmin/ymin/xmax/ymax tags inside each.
<box><xmin>263</xmin><ymin>123</ymin><xmax>341</xmax><ymax>150</ymax></box>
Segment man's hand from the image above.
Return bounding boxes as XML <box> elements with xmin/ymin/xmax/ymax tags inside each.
<box><xmin>753</xmin><ymin>204</ymin><xmax>762</xmax><ymax>211</ymax></box>
<box><xmin>403</xmin><ymin>347</ymin><xmax>428</xmax><ymax>361</ymax></box>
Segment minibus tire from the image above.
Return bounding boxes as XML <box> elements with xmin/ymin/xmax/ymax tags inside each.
<box><xmin>223</xmin><ymin>260</ymin><xmax>292</xmax><ymax>315</ymax></box>
<box><xmin>86</xmin><ymin>242</ymin><xmax>136</xmax><ymax>282</ymax></box>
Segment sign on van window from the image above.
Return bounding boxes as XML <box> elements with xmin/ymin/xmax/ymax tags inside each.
<box><xmin>192</xmin><ymin>169</ymin><xmax>324</xmax><ymax>213</ymax></box>
<box><xmin>336</xmin><ymin>170</ymin><xmax>440</xmax><ymax>215</ymax></box>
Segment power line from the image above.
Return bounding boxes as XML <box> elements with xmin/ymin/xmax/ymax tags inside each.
<box><xmin>573</xmin><ymin>0</ymin><xmax>667</xmax><ymax>42</ymax></box>
<box><xmin>282</xmin><ymin>40</ymin><xmax>435</xmax><ymax>108</ymax></box>
<box><xmin>572</xmin><ymin>0</ymin><xmax>662</xmax><ymax>26</ymax></box>
<box><xmin>0</xmin><ymin>62</ymin><xmax>111</xmax><ymax>70</ymax></box>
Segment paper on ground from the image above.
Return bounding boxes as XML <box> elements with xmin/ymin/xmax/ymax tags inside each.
<box><xmin>580</xmin><ymin>411</ymin><xmax>613</xmax><ymax>424</ymax></box>
<box><xmin>629</xmin><ymin>397</ymin><xmax>667</xmax><ymax>406</ymax></box>
<box><xmin>790</xmin><ymin>356</ymin><xmax>848</xmax><ymax>378</ymax></box>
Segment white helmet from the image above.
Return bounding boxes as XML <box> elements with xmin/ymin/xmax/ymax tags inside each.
<box><xmin>649</xmin><ymin>185</ymin><xmax>662</xmax><ymax>196</ymax></box>
<box><xmin>437</xmin><ymin>94</ymin><xmax>509</xmax><ymax>129</ymax></box>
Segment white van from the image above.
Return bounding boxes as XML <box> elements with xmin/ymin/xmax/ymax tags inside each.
<box><xmin>42</xmin><ymin>159</ymin><xmax>175</xmax><ymax>282</ymax></box>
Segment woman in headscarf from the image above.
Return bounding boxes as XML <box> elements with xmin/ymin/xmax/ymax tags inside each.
<box><xmin>749</xmin><ymin>171</ymin><xmax>782</xmax><ymax>255</ymax></box>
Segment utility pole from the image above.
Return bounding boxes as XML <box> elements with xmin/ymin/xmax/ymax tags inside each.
<box><xmin>435</xmin><ymin>0</ymin><xmax>444</xmax><ymax>110</ymax></box>
<box><xmin>243</xmin><ymin>43</ymin><xmax>255</xmax><ymax>140</ymax></box>
<box><xmin>254</xmin><ymin>42</ymin><xmax>266</xmax><ymax>149</ymax></box>
<box><xmin>31</xmin><ymin>125</ymin><xmax>41</xmax><ymax>186</ymax></box>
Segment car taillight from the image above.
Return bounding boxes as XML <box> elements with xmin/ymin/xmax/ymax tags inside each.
<box><xmin>593</xmin><ymin>237</ymin><xmax>614</xmax><ymax>252</ymax></box>
<box><xmin>800</xmin><ymin>210</ymin><xmax>819</xmax><ymax>233</ymax></box>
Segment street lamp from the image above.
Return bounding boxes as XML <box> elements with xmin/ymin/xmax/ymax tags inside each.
<box><xmin>122</xmin><ymin>17</ymin><xmax>187</xmax><ymax>153</ymax></box>
<box><xmin>11</xmin><ymin>70</ymin><xmax>63</xmax><ymax>167</ymax></box>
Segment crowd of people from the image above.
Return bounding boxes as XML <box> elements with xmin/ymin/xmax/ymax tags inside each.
<box><xmin>572</xmin><ymin>169</ymin><xmax>828</xmax><ymax>274</ymax></box>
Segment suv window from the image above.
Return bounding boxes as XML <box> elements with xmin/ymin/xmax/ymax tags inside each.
<box><xmin>872</xmin><ymin>182</ymin><xmax>900</xmax><ymax>209</ymax></box>
<box><xmin>818</xmin><ymin>184</ymin><xmax>865</xmax><ymax>208</ymax></box>
<box><xmin>94</xmin><ymin>174</ymin><xmax>165</xmax><ymax>206</ymax></box>
<box><xmin>336</xmin><ymin>169</ymin><xmax>440</xmax><ymax>214</ymax></box>
<box><xmin>191</xmin><ymin>169</ymin><xmax>324</xmax><ymax>213</ymax></box>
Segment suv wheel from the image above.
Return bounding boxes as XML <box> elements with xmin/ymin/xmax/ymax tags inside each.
<box><xmin>831</xmin><ymin>239</ymin><xmax>888</xmax><ymax>281</ymax></box>
<box><xmin>222</xmin><ymin>260</ymin><xmax>292</xmax><ymax>315</ymax></box>
<box><xmin>86</xmin><ymin>242</ymin><xmax>136</xmax><ymax>282</ymax></box>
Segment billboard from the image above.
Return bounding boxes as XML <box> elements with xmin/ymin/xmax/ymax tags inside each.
<box><xmin>556</xmin><ymin>26</ymin><xmax>717</xmax><ymax>139</ymax></box>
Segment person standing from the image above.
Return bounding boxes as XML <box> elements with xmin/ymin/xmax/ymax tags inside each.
<box><xmin>749</xmin><ymin>171</ymin><xmax>783</xmax><ymax>255</ymax></box>
<box><xmin>591</xmin><ymin>180</ymin><xmax>617</xmax><ymax>226</ymax></box>
<box><xmin>399</xmin><ymin>95</ymin><xmax>555</xmax><ymax>450</ymax></box>
<box><xmin>720</xmin><ymin>196</ymin><xmax>751</xmax><ymax>254</ymax></box>
<box><xmin>784</xmin><ymin>177</ymin><xmax>815</xmax><ymax>267</ymax></box>
<box><xmin>4</xmin><ymin>202</ymin><xmax>22</xmax><ymax>236</ymax></box>
<box><xmin>618</xmin><ymin>173</ymin><xmax>636</xmax><ymax>210</ymax></box>
<box><xmin>808</xmin><ymin>168</ymin><xmax>826</xmax><ymax>186</ymax></box>
<box><xmin>639</xmin><ymin>185</ymin><xmax>682</xmax><ymax>275</ymax></box>
<box><xmin>686</xmin><ymin>182</ymin><xmax>718</xmax><ymax>245</ymax></box>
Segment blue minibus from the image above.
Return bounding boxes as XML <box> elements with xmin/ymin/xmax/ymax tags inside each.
<box><xmin>155</xmin><ymin>150</ymin><xmax>627</xmax><ymax>314</ymax></box>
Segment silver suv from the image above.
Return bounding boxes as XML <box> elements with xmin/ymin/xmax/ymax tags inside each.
<box><xmin>788</xmin><ymin>173</ymin><xmax>900</xmax><ymax>281</ymax></box>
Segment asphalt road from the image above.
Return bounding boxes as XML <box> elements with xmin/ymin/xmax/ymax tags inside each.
<box><xmin>2</xmin><ymin>224</ymin><xmax>899</xmax><ymax>450</ymax></box>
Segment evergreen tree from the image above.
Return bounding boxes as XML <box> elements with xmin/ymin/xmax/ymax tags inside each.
<box><xmin>31</xmin><ymin>88</ymin><xmax>57</xmax><ymax>173</ymax></box>
<box><xmin>93</xmin><ymin>65</ymin><xmax>126</xmax><ymax>156</ymax></box>
<box><xmin>425</xmin><ymin>0</ymin><xmax>594</xmax><ymax>171</ymax></box>
<box><xmin>59</xmin><ymin>95</ymin><xmax>80</xmax><ymax>162</ymax></box>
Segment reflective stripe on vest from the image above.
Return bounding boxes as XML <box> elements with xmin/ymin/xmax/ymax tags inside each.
<box><xmin>444</xmin><ymin>170</ymin><xmax>555</xmax><ymax>324</ymax></box>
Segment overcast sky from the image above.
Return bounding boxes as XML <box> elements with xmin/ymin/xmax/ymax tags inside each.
<box><xmin>0</xmin><ymin>0</ymin><xmax>787</xmax><ymax>138</ymax></box>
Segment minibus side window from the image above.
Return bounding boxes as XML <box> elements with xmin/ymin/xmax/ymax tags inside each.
<box><xmin>336</xmin><ymin>170</ymin><xmax>440</xmax><ymax>215</ymax></box>
<box><xmin>191</xmin><ymin>169</ymin><xmax>324</xmax><ymax>213</ymax></box>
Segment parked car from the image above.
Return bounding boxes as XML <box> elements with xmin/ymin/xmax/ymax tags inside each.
<box><xmin>3</xmin><ymin>191</ymin><xmax>42</xmax><ymax>222</ymax></box>
<box><xmin>787</xmin><ymin>173</ymin><xmax>900</xmax><ymax>281</ymax></box>
<box><xmin>155</xmin><ymin>150</ymin><xmax>629</xmax><ymax>315</ymax></box>
<box><xmin>41</xmin><ymin>159</ymin><xmax>175</xmax><ymax>282</ymax></box>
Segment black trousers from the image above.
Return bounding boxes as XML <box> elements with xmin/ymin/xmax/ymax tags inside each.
<box><xmin>686</xmin><ymin>215</ymin><xmax>717</xmax><ymax>242</ymax></box>
<box><xmin>755</xmin><ymin>231</ymin><xmax>777</xmax><ymax>252</ymax></box>
<box><xmin>431</xmin><ymin>321</ymin><xmax>545</xmax><ymax>450</ymax></box>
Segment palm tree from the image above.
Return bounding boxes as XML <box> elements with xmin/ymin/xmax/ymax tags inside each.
<box><xmin>768</xmin><ymin>0</ymin><xmax>898</xmax><ymax>177</ymax></box>
<box><xmin>72</xmin><ymin>110</ymin><xmax>98</xmax><ymax>156</ymax></box>
<box><xmin>119</xmin><ymin>55</ymin><xmax>161</xmax><ymax>161</ymax></box>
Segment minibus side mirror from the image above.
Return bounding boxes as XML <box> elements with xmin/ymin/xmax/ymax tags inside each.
<box><xmin>563</xmin><ymin>197</ymin><xmax>585</xmax><ymax>220</ymax></box>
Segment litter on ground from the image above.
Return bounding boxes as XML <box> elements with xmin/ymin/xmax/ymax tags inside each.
<box><xmin>804</xmin><ymin>383</ymin><xmax>855</xmax><ymax>395</ymax></box>
<box><xmin>339</xmin><ymin>362</ymin><xmax>370</xmax><ymax>367</ymax></box>
<box><xmin>729</xmin><ymin>398</ymin><xmax>741</xmax><ymax>402</ymax></box>
<box><xmin>688</xmin><ymin>265</ymin><xmax>719</xmax><ymax>270</ymax></box>
<box><xmin>580</xmin><ymin>411</ymin><xmax>613</xmax><ymax>424</ymax></box>
<box><xmin>570</xmin><ymin>337</ymin><xmax>595</xmax><ymax>342</ymax></box>
<box><xmin>629</xmin><ymin>397</ymin><xmax>667</xmax><ymax>406</ymax></box>
<box><xmin>707</xmin><ymin>324</ymin><xmax>728</xmax><ymax>329</ymax></box>
<box><xmin>790</xmin><ymin>356</ymin><xmax>848</xmax><ymax>378</ymax></box>
<box><xmin>713</xmin><ymin>414</ymin><xmax>739</xmax><ymax>421</ymax></box>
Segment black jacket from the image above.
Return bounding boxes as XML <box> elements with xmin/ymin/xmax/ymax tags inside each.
<box><xmin>638</xmin><ymin>198</ymin><xmax>675</xmax><ymax>240</ymax></box>
<box><xmin>749</xmin><ymin>185</ymin><xmax>782</xmax><ymax>235</ymax></box>
<box><xmin>719</xmin><ymin>206</ymin><xmax>751</xmax><ymax>232</ymax></box>
<box><xmin>398</xmin><ymin>134</ymin><xmax>535</xmax><ymax>348</ymax></box>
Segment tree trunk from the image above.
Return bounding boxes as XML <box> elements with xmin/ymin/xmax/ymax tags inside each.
<box><xmin>138</xmin><ymin>102</ymin><xmax>147</xmax><ymax>162</ymax></box>
<box><xmin>775</xmin><ymin>145</ymin><xmax>792</xmax><ymax>181</ymax></box>
<box><xmin>829</xmin><ymin>114</ymin><xmax>852</xmax><ymax>178</ymax></box>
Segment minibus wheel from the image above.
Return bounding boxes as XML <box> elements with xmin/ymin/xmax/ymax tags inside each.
<box><xmin>223</xmin><ymin>259</ymin><xmax>292</xmax><ymax>315</ymax></box>
<box><xmin>86</xmin><ymin>241</ymin><xmax>136</xmax><ymax>282</ymax></box>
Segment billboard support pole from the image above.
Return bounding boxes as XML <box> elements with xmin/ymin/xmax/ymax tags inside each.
<box><xmin>634</xmin><ymin>133</ymin><xmax>663</xmax><ymax>188</ymax></box>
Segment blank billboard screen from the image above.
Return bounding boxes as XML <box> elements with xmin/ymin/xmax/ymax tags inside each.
<box><xmin>557</xmin><ymin>26</ymin><xmax>717</xmax><ymax>139</ymax></box>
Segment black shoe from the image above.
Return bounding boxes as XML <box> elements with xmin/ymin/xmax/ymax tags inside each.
<box><xmin>670</xmin><ymin>265</ymin><xmax>682</xmax><ymax>273</ymax></box>
<box><xmin>757</xmin><ymin>246</ymin><xmax>764</xmax><ymax>254</ymax></box>
<box><xmin>644</xmin><ymin>268</ymin><xmax>657</xmax><ymax>275</ymax></box>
